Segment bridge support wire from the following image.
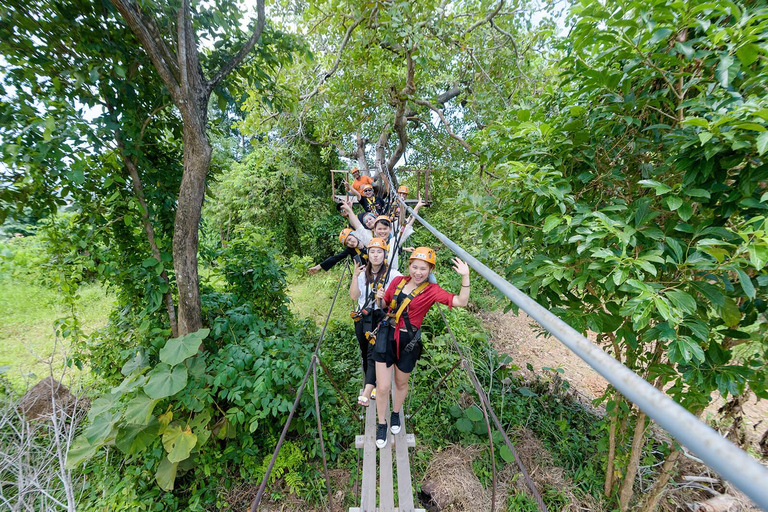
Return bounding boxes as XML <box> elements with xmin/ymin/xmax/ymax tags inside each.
<box><xmin>250</xmin><ymin>261</ymin><xmax>350</xmax><ymax>512</ymax></box>
<box><xmin>399</xmin><ymin>199</ymin><xmax>768</xmax><ymax>511</ymax></box>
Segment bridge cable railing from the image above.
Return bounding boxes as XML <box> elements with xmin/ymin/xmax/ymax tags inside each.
<box><xmin>393</xmin><ymin>195</ymin><xmax>768</xmax><ymax>511</ymax></box>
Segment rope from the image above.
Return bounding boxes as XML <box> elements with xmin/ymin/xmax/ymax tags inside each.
<box><xmin>250</xmin><ymin>261</ymin><xmax>350</xmax><ymax>511</ymax></box>
<box><xmin>438</xmin><ymin>306</ymin><xmax>547</xmax><ymax>512</ymax></box>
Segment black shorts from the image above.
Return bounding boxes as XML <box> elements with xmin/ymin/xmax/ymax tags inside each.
<box><xmin>372</xmin><ymin>324</ymin><xmax>422</xmax><ymax>374</ymax></box>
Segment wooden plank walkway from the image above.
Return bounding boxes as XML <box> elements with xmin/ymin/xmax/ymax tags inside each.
<box><xmin>351</xmin><ymin>378</ymin><xmax>424</xmax><ymax>512</ymax></box>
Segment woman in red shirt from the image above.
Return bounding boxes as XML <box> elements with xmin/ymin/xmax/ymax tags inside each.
<box><xmin>372</xmin><ymin>247</ymin><xmax>470</xmax><ymax>448</ymax></box>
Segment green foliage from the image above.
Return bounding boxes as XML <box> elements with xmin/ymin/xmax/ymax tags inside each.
<box><xmin>462</xmin><ymin>0</ymin><xmax>768</xmax><ymax>409</ymax></box>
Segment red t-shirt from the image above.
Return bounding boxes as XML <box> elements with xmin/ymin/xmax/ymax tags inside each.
<box><xmin>383</xmin><ymin>276</ymin><xmax>455</xmax><ymax>354</ymax></box>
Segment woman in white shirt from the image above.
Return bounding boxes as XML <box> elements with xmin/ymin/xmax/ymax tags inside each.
<box><xmin>349</xmin><ymin>238</ymin><xmax>402</xmax><ymax>407</ymax></box>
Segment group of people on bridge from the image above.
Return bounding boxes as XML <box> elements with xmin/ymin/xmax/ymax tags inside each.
<box><xmin>308</xmin><ymin>167</ymin><xmax>471</xmax><ymax>449</ymax></box>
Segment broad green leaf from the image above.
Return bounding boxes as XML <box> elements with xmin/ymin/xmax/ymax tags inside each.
<box><xmin>665</xmin><ymin>290</ymin><xmax>697</xmax><ymax>315</ymax></box>
<box><xmin>649</xmin><ymin>28</ymin><xmax>672</xmax><ymax>45</ymax></box>
<box><xmin>116</xmin><ymin>422</ymin><xmax>159</xmax><ymax>455</ymax></box>
<box><xmin>690</xmin><ymin>281</ymin><xmax>725</xmax><ymax>306</ymax></box>
<box><xmin>665</xmin><ymin>196</ymin><xmax>683</xmax><ymax>211</ymax></box>
<box><xmin>162</xmin><ymin>425</ymin><xmax>197</xmax><ymax>463</ymax></box>
<box><xmin>189</xmin><ymin>409</ymin><xmax>213</xmax><ymax>447</ymax></box>
<box><xmin>542</xmin><ymin>215</ymin><xmax>560</xmax><ymax>233</ymax></box>
<box><xmin>465</xmin><ymin>405</ymin><xmax>483</xmax><ymax>422</ymax></box>
<box><xmin>518</xmin><ymin>387</ymin><xmax>537</xmax><ymax>397</ymax></box>
<box><xmin>123</xmin><ymin>392</ymin><xmax>158</xmax><ymax>425</ymax></box>
<box><xmin>716</xmin><ymin>55</ymin><xmax>734</xmax><ymax>87</ymax></box>
<box><xmin>720</xmin><ymin>297</ymin><xmax>741</xmax><ymax>327</ymax></box>
<box><xmin>682</xmin><ymin>117</ymin><xmax>709</xmax><ymax>128</ymax></box>
<box><xmin>698</xmin><ymin>131</ymin><xmax>713</xmax><ymax>144</ymax></box>
<box><xmin>499</xmin><ymin>445</ymin><xmax>515</xmax><ymax>464</ymax></box>
<box><xmin>456</xmin><ymin>417</ymin><xmax>473</xmax><ymax>433</ymax></box>
<box><xmin>678</xmin><ymin>202</ymin><xmax>693</xmax><ymax>221</ymax></box>
<box><xmin>736</xmin><ymin>44</ymin><xmax>759</xmax><ymax>66</ymax></box>
<box><xmin>748</xmin><ymin>244</ymin><xmax>768</xmax><ymax>270</ymax></box>
<box><xmin>155</xmin><ymin>456</ymin><xmax>179</xmax><ymax>491</ymax></box>
<box><xmin>737</xmin><ymin>270</ymin><xmax>755</xmax><ymax>298</ymax></box>
<box><xmin>757</xmin><ymin>132</ymin><xmax>768</xmax><ymax>156</ymax></box>
<box><xmin>686</xmin><ymin>189</ymin><xmax>711</xmax><ymax>199</ymax></box>
<box><xmin>84</xmin><ymin>411</ymin><xmax>118</xmax><ymax>445</ymax></box>
<box><xmin>159</xmin><ymin>329</ymin><xmax>209</xmax><ymax>366</ymax></box>
<box><xmin>638</xmin><ymin>180</ymin><xmax>671</xmax><ymax>195</ymax></box>
<box><xmin>66</xmin><ymin>437</ymin><xmax>100</xmax><ymax>468</ymax></box>
<box><xmin>144</xmin><ymin>363</ymin><xmax>188</xmax><ymax>400</ymax></box>
<box><xmin>121</xmin><ymin>351</ymin><xmax>149</xmax><ymax>376</ymax></box>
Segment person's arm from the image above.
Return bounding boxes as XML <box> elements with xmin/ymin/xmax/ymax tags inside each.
<box><xmin>350</xmin><ymin>262</ymin><xmax>364</xmax><ymax>301</ymax></box>
<box><xmin>347</xmin><ymin>181</ymin><xmax>362</xmax><ymax>199</ymax></box>
<box><xmin>451</xmin><ymin>257</ymin><xmax>471</xmax><ymax>307</ymax></box>
<box><xmin>341</xmin><ymin>199</ymin><xmax>362</xmax><ymax>230</ymax></box>
<box><xmin>319</xmin><ymin>248</ymin><xmax>352</xmax><ymax>271</ymax></box>
<box><xmin>403</xmin><ymin>195</ymin><xmax>425</xmax><ymax>230</ymax></box>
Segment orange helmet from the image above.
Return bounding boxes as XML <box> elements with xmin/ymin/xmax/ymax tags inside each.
<box><xmin>409</xmin><ymin>247</ymin><xmax>436</xmax><ymax>266</ymax></box>
<box><xmin>339</xmin><ymin>228</ymin><xmax>354</xmax><ymax>245</ymax></box>
<box><xmin>362</xmin><ymin>184</ymin><xmax>374</xmax><ymax>192</ymax></box>
<box><xmin>351</xmin><ymin>167</ymin><xmax>360</xmax><ymax>175</ymax></box>
<box><xmin>368</xmin><ymin>238</ymin><xmax>388</xmax><ymax>251</ymax></box>
<box><xmin>397</xmin><ymin>185</ymin><xmax>409</xmax><ymax>194</ymax></box>
<box><xmin>374</xmin><ymin>215</ymin><xmax>392</xmax><ymax>226</ymax></box>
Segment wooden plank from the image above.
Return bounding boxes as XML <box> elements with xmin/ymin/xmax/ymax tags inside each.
<box><xmin>393</xmin><ymin>407</ymin><xmax>415</xmax><ymax>511</ymax></box>
<box><xmin>360</xmin><ymin>396</ymin><xmax>377</xmax><ymax>512</ymax></box>
<box><xmin>355</xmin><ymin>435</ymin><xmax>364</xmax><ymax>449</ymax></box>
<box><xmin>379</xmin><ymin>396</ymin><xmax>395</xmax><ymax>512</ymax></box>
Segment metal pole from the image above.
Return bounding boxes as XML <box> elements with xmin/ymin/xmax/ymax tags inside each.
<box><xmin>402</xmin><ymin>202</ymin><xmax>768</xmax><ymax>511</ymax></box>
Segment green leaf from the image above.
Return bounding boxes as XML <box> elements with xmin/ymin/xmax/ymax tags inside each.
<box><xmin>678</xmin><ymin>202</ymin><xmax>693</xmax><ymax>221</ymax></box>
<box><xmin>665</xmin><ymin>290</ymin><xmax>697</xmax><ymax>315</ymax></box>
<box><xmin>685</xmin><ymin>188</ymin><xmax>711</xmax><ymax>199</ymax></box>
<box><xmin>116</xmin><ymin>422</ymin><xmax>159</xmax><ymax>455</ymax></box>
<box><xmin>690</xmin><ymin>281</ymin><xmax>725</xmax><ymax>307</ymax></box>
<box><xmin>737</xmin><ymin>270</ymin><xmax>755</xmax><ymax>298</ymax></box>
<box><xmin>720</xmin><ymin>297</ymin><xmax>741</xmax><ymax>327</ymax></box>
<box><xmin>142</xmin><ymin>257</ymin><xmax>159</xmax><ymax>267</ymax></box>
<box><xmin>83</xmin><ymin>411</ymin><xmax>118</xmax><ymax>445</ymax></box>
<box><xmin>698</xmin><ymin>131</ymin><xmax>713</xmax><ymax>144</ymax></box>
<box><xmin>449</xmin><ymin>404</ymin><xmax>463</xmax><ymax>418</ymax></box>
<box><xmin>456</xmin><ymin>417</ymin><xmax>474</xmax><ymax>433</ymax></box>
<box><xmin>638</xmin><ymin>180</ymin><xmax>671</xmax><ymax>195</ymax></box>
<box><xmin>542</xmin><ymin>215</ymin><xmax>561</xmax><ymax>233</ymax></box>
<box><xmin>155</xmin><ymin>456</ymin><xmax>178</xmax><ymax>491</ymax></box>
<box><xmin>66</xmin><ymin>437</ymin><xmax>100</xmax><ymax>468</ymax></box>
<box><xmin>159</xmin><ymin>329</ymin><xmax>209</xmax><ymax>366</ymax></box>
<box><xmin>716</xmin><ymin>55</ymin><xmax>734</xmax><ymax>87</ymax></box>
<box><xmin>748</xmin><ymin>244</ymin><xmax>768</xmax><ymax>270</ymax></box>
<box><xmin>757</xmin><ymin>132</ymin><xmax>768</xmax><ymax>156</ymax></box>
<box><xmin>144</xmin><ymin>363</ymin><xmax>188</xmax><ymax>400</ymax></box>
<box><xmin>465</xmin><ymin>405</ymin><xmax>483</xmax><ymax>422</ymax></box>
<box><xmin>123</xmin><ymin>392</ymin><xmax>158</xmax><ymax>425</ymax></box>
<box><xmin>649</xmin><ymin>28</ymin><xmax>672</xmax><ymax>45</ymax></box>
<box><xmin>162</xmin><ymin>425</ymin><xmax>197</xmax><ymax>463</ymax></box>
<box><xmin>665</xmin><ymin>196</ymin><xmax>683</xmax><ymax>211</ymax></box>
<box><xmin>736</xmin><ymin>44</ymin><xmax>759</xmax><ymax>66</ymax></box>
<box><xmin>682</xmin><ymin>117</ymin><xmax>709</xmax><ymax>128</ymax></box>
<box><xmin>518</xmin><ymin>387</ymin><xmax>537</xmax><ymax>397</ymax></box>
<box><xmin>499</xmin><ymin>445</ymin><xmax>515</xmax><ymax>464</ymax></box>
<box><xmin>121</xmin><ymin>351</ymin><xmax>149</xmax><ymax>376</ymax></box>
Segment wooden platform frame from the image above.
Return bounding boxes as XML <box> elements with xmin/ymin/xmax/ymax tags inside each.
<box><xmin>350</xmin><ymin>373</ymin><xmax>424</xmax><ymax>512</ymax></box>
<box><xmin>330</xmin><ymin>169</ymin><xmax>433</xmax><ymax>207</ymax></box>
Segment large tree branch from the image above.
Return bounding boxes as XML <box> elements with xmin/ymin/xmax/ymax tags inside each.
<box><xmin>207</xmin><ymin>0</ymin><xmax>266</xmax><ymax>92</ymax></box>
<box><xmin>300</xmin><ymin>15</ymin><xmax>365</xmax><ymax>101</ymax></box>
<box><xmin>110</xmin><ymin>0</ymin><xmax>182</xmax><ymax>101</ymax></box>
<box><xmin>435</xmin><ymin>86</ymin><xmax>462</xmax><ymax>105</ymax></box>
<box><xmin>463</xmin><ymin>0</ymin><xmax>504</xmax><ymax>36</ymax></box>
<box><xmin>413</xmin><ymin>98</ymin><xmax>473</xmax><ymax>152</ymax></box>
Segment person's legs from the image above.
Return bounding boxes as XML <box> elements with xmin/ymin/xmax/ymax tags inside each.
<box><xmin>392</xmin><ymin>367</ymin><xmax>411</xmax><ymax>414</ymax></box>
<box><xmin>374</xmin><ymin>362</ymin><xmax>391</xmax><ymax>425</ymax></box>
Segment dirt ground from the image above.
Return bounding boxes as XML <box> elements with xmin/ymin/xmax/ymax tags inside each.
<box><xmin>478</xmin><ymin>309</ymin><xmax>768</xmax><ymax>458</ymax></box>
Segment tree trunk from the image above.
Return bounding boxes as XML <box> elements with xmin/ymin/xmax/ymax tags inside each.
<box><xmin>638</xmin><ymin>447</ymin><xmax>681</xmax><ymax>512</ymax></box>
<box><xmin>355</xmin><ymin>131</ymin><xmax>369</xmax><ymax>174</ymax></box>
<box><xmin>604</xmin><ymin>392</ymin><xmax>621</xmax><ymax>497</ymax></box>
<box><xmin>619</xmin><ymin>410</ymin><xmax>647</xmax><ymax>511</ymax></box>
<box><xmin>173</xmin><ymin>123</ymin><xmax>211</xmax><ymax>335</ymax></box>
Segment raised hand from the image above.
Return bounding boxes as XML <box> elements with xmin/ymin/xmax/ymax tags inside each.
<box><xmin>353</xmin><ymin>260</ymin><xmax>365</xmax><ymax>276</ymax></box>
<box><xmin>452</xmin><ymin>257</ymin><xmax>469</xmax><ymax>277</ymax></box>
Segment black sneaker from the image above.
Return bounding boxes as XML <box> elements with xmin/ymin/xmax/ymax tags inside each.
<box><xmin>390</xmin><ymin>410</ymin><xmax>401</xmax><ymax>435</ymax></box>
<box><xmin>376</xmin><ymin>422</ymin><xmax>388</xmax><ymax>449</ymax></box>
